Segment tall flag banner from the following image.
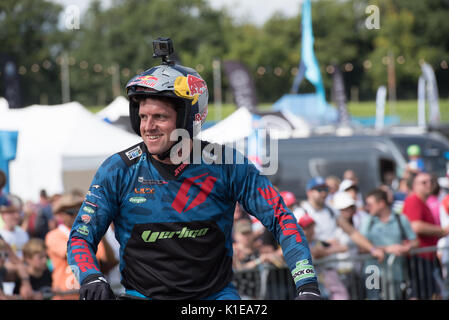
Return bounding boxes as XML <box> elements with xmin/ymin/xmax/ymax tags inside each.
<box><xmin>0</xmin><ymin>130</ymin><xmax>19</xmax><ymax>193</ymax></box>
<box><xmin>421</xmin><ymin>62</ymin><xmax>440</xmax><ymax>126</ymax></box>
<box><xmin>223</xmin><ymin>61</ymin><xmax>258</xmax><ymax>112</ymax></box>
<box><xmin>332</xmin><ymin>64</ymin><xmax>350</xmax><ymax>124</ymax></box>
<box><xmin>290</xmin><ymin>0</ymin><xmax>325</xmax><ymax>101</ymax></box>
<box><xmin>1</xmin><ymin>55</ymin><xmax>22</xmax><ymax>109</ymax></box>
<box><xmin>375</xmin><ymin>86</ymin><xmax>387</xmax><ymax>130</ymax></box>
<box><xmin>417</xmin><ymin>63</ymin><xmax>440</xmax><ymax>127</ymax></box>
<box><xmin>417</xmin><ymin>76</ymin><xmax>426</xmax><ymax>127</ymax></box>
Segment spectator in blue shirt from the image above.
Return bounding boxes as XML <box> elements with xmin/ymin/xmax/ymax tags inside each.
<box><xmin>361</xmin><ymin>188</ymin><xmax>418</xmax><ymax>299</ymax></box>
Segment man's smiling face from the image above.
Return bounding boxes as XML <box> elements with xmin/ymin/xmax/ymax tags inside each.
<box><xmin>139</xmin><ymin>97</ymin><xmax>178</xmax><ymax>160</ymax></box>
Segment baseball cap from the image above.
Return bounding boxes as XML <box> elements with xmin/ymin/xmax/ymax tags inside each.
<box><xmin>333</xmin><ymin>192</ymin><xmax>356</xmax><ymax>210</ymax></box>
<box><xmin>280</xmin><ymin>191</ymin><xmax>297</xmax><ymax>207</ymax></box>
<box><xmin>52</xmin><ymin>193</ymin><xmax>83</xmax><ymax>215</ymax></box>
<box><xmin>298</xmin><ymin>214</ymin><xmax>315</xmax><ymax>229</ymax></box>
<box><xmin>306</xmin><ymin>176</ymin><xmax>327</xmax><ymax>191</ymax></box>
<box><xmin>338</xmin><ymin>179</ymin><xmax>358</xmax><ymax>192</ymax></box>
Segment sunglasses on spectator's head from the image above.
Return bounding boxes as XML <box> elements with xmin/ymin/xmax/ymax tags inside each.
<box><xmin>313</xmin><ymin>186</ymin><xmax>329</xmax><ymax>192</ymax></box>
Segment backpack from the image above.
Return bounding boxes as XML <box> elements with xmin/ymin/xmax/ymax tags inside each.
<box><xmin>28</xmin><ymin>205</ymin><xmax>52</xmax><ymax>239</ymax></box>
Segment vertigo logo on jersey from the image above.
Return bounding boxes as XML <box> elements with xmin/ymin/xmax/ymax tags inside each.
<box><xmin>141</xmin><ymin>226</ymin><xmax>209</xmax><ymax>243</ymax></box>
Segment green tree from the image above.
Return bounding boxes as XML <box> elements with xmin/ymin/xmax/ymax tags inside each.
<box><xmin>68</xmin><ymin>0</ymin><xmax>227</xmax><ymax>106</ymax></box>
<box><xmin>0</xmin><ymin>0</ymin><xmax>63</xmax><ymax>105</ymax></box>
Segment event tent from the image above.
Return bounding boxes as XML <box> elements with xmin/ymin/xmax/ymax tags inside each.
<box><xmin>272</xmin><ymin>93</ymin><xmax>338</xmax><ymax>125</ymax></box>
<box><xmin>97</xmin><ymin>95</ymin><xmax>129</xmax><ymax>122</ymax></box>
<box><xmin>0</xmin><ymin>102</ymin><xmax>140</xmax><ymax>202</ymax></box>
<box><xmin>97</xmin><ymin>96</ymin><xmax>134</xmax><ymax>133</ymax></box>
<box><xmin>0</xmin><ymin>97</ymin><xmax>8</xmax><ymax>113</ymax></box>
<box><xmin>199</xmin><ymin>107</ymin><xmax>311</xmax><ymax>144</ymax></box>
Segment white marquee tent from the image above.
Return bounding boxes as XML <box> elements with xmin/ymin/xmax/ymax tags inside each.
<box><xmin>97</xmin><ymin>95</ymin><xmax>129</xmax><ymax>122</ymax></box>
<box><xmin>199</xmin><ymin>107</ymin><xmax>311</xmax><ymax>144</ymax></box>
<box><xmin>0</xmin><ymin>101</ymin><xmax>140</xmax><ymax>202</ymax></box>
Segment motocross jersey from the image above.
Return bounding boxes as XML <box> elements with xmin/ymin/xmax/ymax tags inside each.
<box><xmin>67</xmin><ymin>140</ymin><xmax>317</xmax><ymax>299</ymax></box>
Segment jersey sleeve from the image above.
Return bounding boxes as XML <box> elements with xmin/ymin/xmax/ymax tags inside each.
<box><xmin>226</xmin><ymin>155</ymin><xmax>318</xmax><ymax>289</ymax></box>
<box><xmin>67</xmin><ymin>154</ymin><xmax>122</xmax><ymax>285</ymax></box>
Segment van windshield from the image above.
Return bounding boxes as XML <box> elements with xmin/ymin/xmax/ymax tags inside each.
<box><xmin>390</xmin><ymin>136</ymin><xmax>449</xmax><ymax>177</ymax></box>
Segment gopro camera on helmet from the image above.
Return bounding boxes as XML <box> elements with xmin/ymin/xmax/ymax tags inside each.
<box><xmin>152</xmin><ymin>37</ymin><xmax>174</xmax><ymax>65</ymax></box>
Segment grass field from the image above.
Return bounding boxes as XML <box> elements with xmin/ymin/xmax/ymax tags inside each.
<box><xmin>87</xmin><ymin>98</ymin><xmax>449</xmax><ymax>125</ymax></box>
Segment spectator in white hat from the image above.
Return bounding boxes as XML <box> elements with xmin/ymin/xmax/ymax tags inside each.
<box><xmin>338</xmin><ymin>179</ymin><xmax>369</xmax><ymax>229</ymax></box>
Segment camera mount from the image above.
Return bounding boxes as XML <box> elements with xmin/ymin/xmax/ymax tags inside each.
<box><xmin>152</xmin><ymin>37</ymin><xmax>175</xmax><ymax>65</ymax></box>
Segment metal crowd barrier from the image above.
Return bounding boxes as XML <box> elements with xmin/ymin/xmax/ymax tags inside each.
<box><xmin>232</xmin><ymin>264</ymin><xmax>296</xmax><ymax>300</ymax></box>
<box><xmin>232</xmin><ymin>245</ymin><xmax>449</xmax><ymax>300</ymax></box>
<box><xmin>385</xmin><ymin>245</ymin><xmax>449</xmax><ymax>300</ymax></box>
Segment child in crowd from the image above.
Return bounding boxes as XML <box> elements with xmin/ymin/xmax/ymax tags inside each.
<box><xmin>0</xmin><ymin>238</ymin><xmax>33</xmax><ymax>299</ymax></box>
<box><xmin>13</xmin><ymin>238</ymin><xmax>52</xmax><ymax>299</ymax></box>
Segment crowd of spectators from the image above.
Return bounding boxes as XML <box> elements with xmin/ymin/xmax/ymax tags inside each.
<box><xmin>0</xmin><ymin>170</ymin><xmax>120</xmax><ymax>300</ymax></box>
<box><xmin>231</xmin><ymin>149</ymin><xmax>449</xmax><ymax>300</ymax></box>
<box><xmin>2</xmin><ymin>141</ymin><xmax>449</xmax><ymax>300</ymax></box>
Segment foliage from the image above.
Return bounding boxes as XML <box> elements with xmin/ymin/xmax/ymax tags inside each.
<box><xmin>2</xmin><ymin>0</ymin><xmax>449</xmax><ymax>107</ymax></box>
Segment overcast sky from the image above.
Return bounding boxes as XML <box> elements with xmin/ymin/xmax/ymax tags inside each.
<box><xmin>51</xmin><ymin>0</ymin><xmax>302</xmax><ymax>26</ymax></box>
<box><xmin>207</xmin><ymin>0</ymin><xmax>301</xmax><ymax>25</ymax></box>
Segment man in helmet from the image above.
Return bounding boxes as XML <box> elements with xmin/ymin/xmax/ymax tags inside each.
<box><xmin>67</xmin><ymin>40</ymin><xmax>320</xmax><ymax>300</ymax></box>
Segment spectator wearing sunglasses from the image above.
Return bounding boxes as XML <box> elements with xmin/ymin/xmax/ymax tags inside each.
<box><xmin>294</xmin><ymin>178</ymin><xmax>385</xmax><ymax>299</ymax></box>
<box><xmin>403</xmin><ymin>171</ymin><xmax>449</xmax><ymax>299</ymax></box>
<box><xmin>293</xmin><ymin>177</ymin><xmax>349</xmax><ymax>299</ymax></box>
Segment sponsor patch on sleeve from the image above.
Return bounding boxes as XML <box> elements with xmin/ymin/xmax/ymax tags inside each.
<box><xmin>292</xmin><ymin>259</ymin><xmax>316</xmax><ymax>284</ymax></box>
<box><xmin>76</xmin><ymin>225</ymin><xmax>90</xmax><ymax>236</ymax></box>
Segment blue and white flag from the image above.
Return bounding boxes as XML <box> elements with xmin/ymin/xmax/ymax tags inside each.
<box><xmin>290</xmin><ymin>0</ymin><xmax>325</xmax><ymax>101</ymax></box>
<box><xmin>0</xmin><ymin>130</ymin><xmax>19</xmax><ymax>193</ymax></box>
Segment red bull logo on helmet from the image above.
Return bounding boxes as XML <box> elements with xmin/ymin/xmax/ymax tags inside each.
<box><xmin>174</xmin><ymin>75</ymin><xmax>206</xmax><ymax>105</ymax></box>
<box><xmin>129</xmin><ymin>75</ymin><xmax>158</xmax><ymax>88</ymax></box>
<box><xmin>187</xmin><ymin>74</ymin><xmax>207</xmax><ymax>96</ymax></box>
<box><xmin>194</xmin><ymin>108</ymin><xmax>208</xmax><ymax>123</ymax></box>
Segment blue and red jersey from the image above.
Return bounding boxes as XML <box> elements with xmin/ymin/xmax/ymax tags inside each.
<box><xmin>67</xmin><ymin>140</ymin><xmax>317</xmax><ymax>299</ymax></box>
